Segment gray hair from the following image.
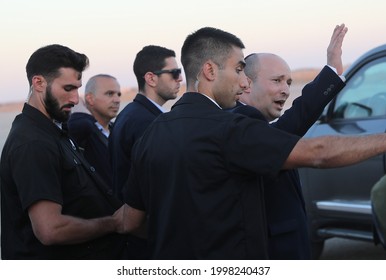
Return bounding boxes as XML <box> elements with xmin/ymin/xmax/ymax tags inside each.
<box><xmin>85</xmin><ymin>74</ymin><xmax>117</xmax><ymax>94</ymax></box>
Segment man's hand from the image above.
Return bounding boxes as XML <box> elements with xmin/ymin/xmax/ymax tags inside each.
<box><xmin>113</xmin><ymin>203</ymin><xmax>146</xmax><ymax>234</ymax></box>
<box><xmin>327</xmin><ymin>24</ymin><xmax>348</xmax><ymax>75</ymax></box>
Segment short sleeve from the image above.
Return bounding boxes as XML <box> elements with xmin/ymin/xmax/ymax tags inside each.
<box><xmin>11</xmin><ymin>140</ymin><xmax>63</xmax><ymax>210</ymax></box>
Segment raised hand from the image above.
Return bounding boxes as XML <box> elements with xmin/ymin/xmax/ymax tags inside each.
<box><xmin>327</xmin><ymin>23</ymin><xmax>348</xmax><ymax>75</ymax></box>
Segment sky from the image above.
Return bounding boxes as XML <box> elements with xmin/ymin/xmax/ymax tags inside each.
<box><xmin>0</xmin><ymin>0</ymin><xmax>385</xmax><ymax>104</ymax></box>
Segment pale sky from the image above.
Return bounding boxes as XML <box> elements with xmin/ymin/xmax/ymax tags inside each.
<box><xmin>0</xmin><ymin>0</ymin><xmax>385</xmax><ymax>103</ymax></box>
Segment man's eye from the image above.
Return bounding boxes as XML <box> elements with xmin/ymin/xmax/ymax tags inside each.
<box><xmin>64</xmin><ymin>86</ymin><xmax>74</xmax><ymax>92</ymax></box>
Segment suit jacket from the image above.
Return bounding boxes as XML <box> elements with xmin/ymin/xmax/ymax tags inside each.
<box><xmin>67</xmin><ymin>112</ymin><xmax>113</xmax><ymax>186</ymax></box>
<box><xmin>126</xmin><ymin>92</ymin><xmax>301</xmax><ymax>259</ymax></box>
<box><xmin>109</xmin><ymin>93</ymin><xmax>162</xmax><ymax>201</ymax></box>
<box><xmin>232</xmin><ymin>65</ymin><xmax>345</xmax><ymax>259</ymax></box>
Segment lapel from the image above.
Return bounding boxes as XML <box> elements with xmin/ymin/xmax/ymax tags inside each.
<box><xmin>133</xmin><ymin>93</ymin><xmax>163</xmax><ymax>116</ymax></box>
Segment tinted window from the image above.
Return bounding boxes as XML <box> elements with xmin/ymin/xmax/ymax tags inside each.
<box><xmin>333</xmin><ymin>57</ymin><xmax>386</xmax><ymax>119</ymax></box>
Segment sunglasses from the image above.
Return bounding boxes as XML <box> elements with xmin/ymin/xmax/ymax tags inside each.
<box><xmin>152</xmin><ymin>68</ymin><xmax>181</xmax><ymax>80</ymax></box>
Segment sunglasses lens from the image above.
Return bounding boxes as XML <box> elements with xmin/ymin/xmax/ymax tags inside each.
<box><xmin>172</xmin><ymin>69</ymin><xmax>181</xmax><ymax>80</ymax></box>
<box><xmin>153</xmin><ymin>69</ymin><xmax>181</xmax><ymax>79</ymax></box>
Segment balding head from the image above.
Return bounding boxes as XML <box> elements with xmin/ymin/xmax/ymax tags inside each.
<box><xmin>241</xmin><ymin>53</ymin><xmax>292</xmax><ymax>121</ymax></box>
<box><xmin>245</xmin><ymin>53</ymin><xmax>290</xmax><ymax>82</ymax></box>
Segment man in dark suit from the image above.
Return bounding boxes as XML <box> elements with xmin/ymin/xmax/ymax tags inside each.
<box><xmin>123</xmin><ymin>26</ymin><xmax>386</xmax><ymax>259</ymax></box>
<box><xmin>232</xmin><ymin>24</ymin><xmax>348</xmax><ymax>259</ymax></box>
<box><xmin>109</xmin><ymin>45</ymin><xmax>182</xmax><ymax>201</ymax></box>
<box><xmin>68</xmin><ymin>74</ymin><xmax>121</xmax><ymax>186</ymax></box>
<box><xmin>108</xmin><ymin>45</ymin><xmax>182</xmax><ymax>259</ymax></box>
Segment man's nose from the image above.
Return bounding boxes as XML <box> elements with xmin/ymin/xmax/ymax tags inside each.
<box><xmin>69</xmin><ymin>90</ymin><xmax>79</xmax><ymax>105</ymax></box>
<box><xmin>281</xmin><ymin>84</ymin><xmax>290</xmax><ymax>97</ymax></box>
<box><xmin>240</xmin><ymin>74</ymin><xmax>250</xmax><ymax>89</ymax></box>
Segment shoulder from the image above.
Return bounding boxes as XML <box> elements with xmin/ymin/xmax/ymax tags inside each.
<box><xmin>68</xmin><ymin>112</ymin><xmax>95</xmax><ymax>130</ymax></box>
<box><xmin>232</xmin><ymin>104</ymin><xmax>267</xmax><ymax>121</ymax></box>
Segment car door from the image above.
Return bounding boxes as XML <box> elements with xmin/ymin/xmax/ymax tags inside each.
<box><xmin>300</xmin><ymin>56</ymin><xmax>386</xmax><ymax>227</ymax></box>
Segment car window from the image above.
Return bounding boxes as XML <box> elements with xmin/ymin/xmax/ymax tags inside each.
<box><xmin>333</xmin><ymin>57</ymin><xmax>386</xmax><ymax>119</ymax></box>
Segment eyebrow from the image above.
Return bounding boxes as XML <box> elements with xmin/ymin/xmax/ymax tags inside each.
<box><xmin>271</xmin><ymin>74</ymin><xmax>292</xmax><ymax>81</ymax></box>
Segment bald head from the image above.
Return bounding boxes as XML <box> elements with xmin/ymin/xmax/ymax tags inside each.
<box><xmin>241</xmin><ymin>53</ymin><xmax>292</xmax><ymax>121</ymax></box>
<box><xmin>245</xmin><ymin>53</ymin><xmax>290</xmax><ymax>82</ymax></box>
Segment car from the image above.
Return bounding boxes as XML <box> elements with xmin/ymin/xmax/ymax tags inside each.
<box><xmin>298</xmin><ymin>43</ymin><xmax>386</xmax><ymax>258</ymax></box>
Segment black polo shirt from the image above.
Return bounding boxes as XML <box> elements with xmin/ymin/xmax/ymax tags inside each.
<box><xmin>0</xmin><ymin>103</ymin><xmax>125</xmax><ymax>259</ymax></box>
<box><xmin>126</xmin><ymin>93</ymin><xmax>300</xmax><ymax>259</ymax></box>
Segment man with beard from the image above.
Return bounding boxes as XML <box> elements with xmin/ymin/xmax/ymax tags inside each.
<box><xmin>0</xmin><ymin>44</ymin><xmax>131</xmax><ymax>259</ymax></box>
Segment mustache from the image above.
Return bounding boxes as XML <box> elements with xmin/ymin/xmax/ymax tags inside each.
<box><xmin>61</xmin><ymin>104</ymin><xmax>75</xmax><ymax>110</ymax></box>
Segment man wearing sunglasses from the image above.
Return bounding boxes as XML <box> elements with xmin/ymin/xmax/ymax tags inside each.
<box><xmin>109</xmin><ymin>45</ymin><xmax>182</xmax><ymax>258</ymax></box>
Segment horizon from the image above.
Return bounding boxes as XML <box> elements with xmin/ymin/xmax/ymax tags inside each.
<box><xmin>0</xmin><ymin>67</ymin><xmax>322</xmax><ymax>108</ymax></box>
<box><xmin>1</xmin><ymin>0</ymin><xmax>385</xmax><ymax>103</ymax></box>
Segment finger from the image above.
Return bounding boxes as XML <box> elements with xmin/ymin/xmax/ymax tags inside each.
<box><xmin>330</xmin><ymin>24</ymin><xmax>345</xmax><ymax>44</ymax></box>
<box><xmin>329</xmin><ymin>24</ymin><xmax>347</xmax><ymax>49</ymax></box>
<box><xmin>334</xmin><ymin>26</ymin><xmax>348</xmax><ymax>48</ymax></box>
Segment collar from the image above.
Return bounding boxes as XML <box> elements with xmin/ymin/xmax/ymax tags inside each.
<box><xmin>22</xmin><ymin>103</ymin><xmax>65</xmax><ymax>136</ymax></box>
<box><xmin>141</xmin><ymin>94</ymin><xmax>166</xmax><ymax>113</ymax></box>
<box><xmin>198</xmin><ymin>93</ymin><xmax>222</xmax><ymax>109</ymax></box>
<box><xmin>94</xmin><ymin>121</ymin><xmax>110</xmax><ymax>138</ymax></box>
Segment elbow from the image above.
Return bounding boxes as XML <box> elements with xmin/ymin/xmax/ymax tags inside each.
<box><xmin>32</xmin><ymin>223</ymin><xmax>61</xmax><ymax>245</ymax></box>
<box><xmin>33</xmin><ymin>228</ymin><xmax>58</xmax><ymax>246</ymax></box>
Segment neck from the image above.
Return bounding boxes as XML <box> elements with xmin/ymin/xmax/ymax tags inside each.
<box><xmin>140</xmin><ymin>91</ymin><xmax>166</xmax><ymax>106</ymax></box>
<box><xmin>27</xmin><ymin>93</ymin><xmax>52</xmax><ymax>121</ymax></box>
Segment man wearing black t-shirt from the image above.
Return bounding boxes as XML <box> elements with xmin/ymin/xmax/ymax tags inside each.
<box><xmin>123</xmin><ymin>27</ymin><xmax>386</xmax><ymax>259</ymax></box>
<box><xmin>0</xmin><ymin>44</ymin><xmax>129</xmax><ymax>259</ymax></box>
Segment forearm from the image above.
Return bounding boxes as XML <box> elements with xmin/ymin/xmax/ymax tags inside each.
<box><xmin>284</xmin><ymin>134</ymin><xmax>386</xmax><ymax>169</ymax></box>
<box><xmin>33</xmin><ymin>214</ymin><xmax>118</xmax><ymax>246</ymax></box>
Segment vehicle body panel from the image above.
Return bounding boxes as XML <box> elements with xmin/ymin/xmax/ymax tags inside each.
<box><xmin>298</xmin><ymin>44</ymin><xmax>386</xmax><ymax>255</ymax></box>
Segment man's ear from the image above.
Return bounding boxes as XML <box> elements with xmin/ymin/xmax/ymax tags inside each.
<box><xmin>202</xmin><ymin>60</ymin><xmax>216</xmax><ymax>81</ymax></box>
<box><xmin>243</xmin><ymin>77</ymin><xmax>252</xmax><ymax>95</ymax></box>
<box><xmin>143</xmin><ymin>72</ymin><xmax>157</xmax><ymax>88</ymax></box>
<box><xmin>85</xmin><ymin>92</ymin><xmax>94</xmax><ymax>106</ymax></box>
<box><xmin>31</xmin><ymin>75</ymin><xmax>46</xmax><ymax>93</ymax></box>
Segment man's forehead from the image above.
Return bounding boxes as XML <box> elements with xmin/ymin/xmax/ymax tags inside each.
<box><xmin>228</xmin><ymin>47</ymin><xmax>245</xmax><ymax>65</ymax></box>
<box><xmin>57</xmin><ymin>67</ymin><xmax>82</xmax><ymax>80</ymax></box>
<box><xmin>258</xmin><ymin>58</ymin><xmax>291</xmax><ymax>77</ymax></box>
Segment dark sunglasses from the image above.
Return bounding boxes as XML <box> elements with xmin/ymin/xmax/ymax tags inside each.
<box><xmin>152</xmin><ymin>68</ymin><xmax>181</xmax><ymax>80</ymax></box>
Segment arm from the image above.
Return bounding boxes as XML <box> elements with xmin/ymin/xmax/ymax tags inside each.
<box><xmin>28</xmin><ymin>201</ymin><xmax>128</xmax><ymax>245</ymax></box>
<box><xmin>274</xmin><ymin>66</ymin><xmax>345</xmax><ymax>135</ymax></box>
<box><xmin>283</xmin><ymin>133</ymin><xmax>386</xmax><ymax>169</ymax></box>
<box><xmin>273</xmin><ymin>24</ymin><xmax>348</xmax><ymax>135</ymax></box>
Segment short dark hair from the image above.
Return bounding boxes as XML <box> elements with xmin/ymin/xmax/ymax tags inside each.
<box><xmin>26</xmin><ymin>44</ymin><xmax>89</xmax><ymax>86</ymax></box>
<box><xmin>181</xmin><ymin>27</ymin><xmax>245</xmax><ymax>86</ymax></box>
<box><xmin>133</xmin><ymin>45</ymin><xmax>176</xmax><ymax>91</ymax></box>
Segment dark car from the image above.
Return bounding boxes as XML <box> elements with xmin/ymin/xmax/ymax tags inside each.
<box><xmin>299</xmin><ymin>44</ymin><xmax>386</xmax><ymax>258</ymax></box>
